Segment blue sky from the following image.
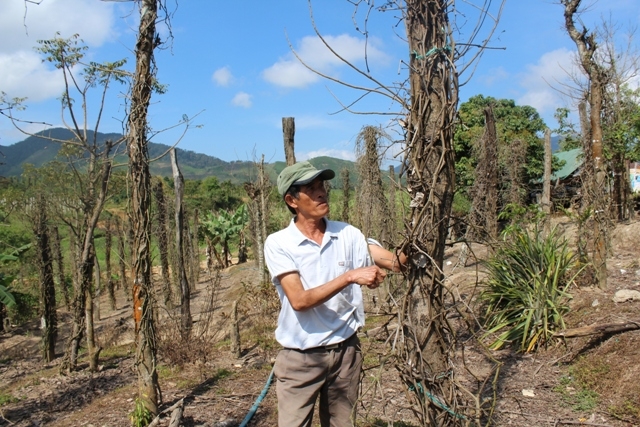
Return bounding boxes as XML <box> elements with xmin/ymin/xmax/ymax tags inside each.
<box><xmin>1</xmin><ymin>0</ymin><xmax>638</xmax><ymax>164</ymax></box>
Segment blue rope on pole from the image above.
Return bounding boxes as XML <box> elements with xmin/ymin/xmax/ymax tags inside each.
<box><xmin>408</xmin><ymin>381</ymin><xmax>467</xmax><ymax>420</ymax></box>
<box><xmin>239</xmin><ymin>367</ymin><xmax>275</xmax><ymax>427</ymax></box>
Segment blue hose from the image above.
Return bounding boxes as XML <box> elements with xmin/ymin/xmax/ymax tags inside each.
<box><xmin>239</xmin><ymin>367</ymin><xmax>275</xmax><ymax>427</ymax></box>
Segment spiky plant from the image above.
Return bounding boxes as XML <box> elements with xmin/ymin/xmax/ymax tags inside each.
<box><xmin>482</xmin><ymin>227</ymin><xmax>580</xmax><ymax>352</ymax></box>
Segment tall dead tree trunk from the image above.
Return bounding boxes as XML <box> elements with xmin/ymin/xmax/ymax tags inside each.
<box><xmin>388</xmin><ymin>165</ymin><xmax>397</xmax><ymax>238</ymax></box>
<box><xmin>244</xmin><ymin>155</ymin><xmax>269</xmax><ymax>283</ymax></box>
<box><xmin>283</xmin><ymin>117</ymin><xmax>296</xmax><ymax>166</ymax></box>
<box><xmin>34</xmin><ymin>195</ymin><xmax>57</xmax><ymax>363</ymax></box>
<box><xmin>504</xmin><ymin>139</ymin><xmax>527</xmax><ymax>208</ymax></box>
<box><xmin>170</xmin><ymin>148</ymin><xmax>192</xmax><ymax>338</ymax></box>
<box><xmin>563</xmin><ymin>0</ymin><xmax>609</xmax><ymax>288</ymax></box>
<box><xmin>51</xmin><ymin>225</ymin><xmax>70</xmax><ymax>309</ymax></box>
<box><xmin>576</xmin><ymin>100</ymin><xmax>592</xmax><ymax>264</ymax></box>
<box><xmin>461</xmin><ymin>106</ymin><xmax>498</xmax><ymax>264</ymax></box>
<box><xmin>191</xmin><ymin>209</ymin><xmax>200</xmax><ymax>285</ymax></box>
<box><xmin>86</xmin><ymin>243</ymin><xmax>101</xmax><ymax>371</ymax></box>
<box><xmin>105</xmin><ymin>216</ymin><xmax>116</xmax><ymax>311</ymax></box>
<box><xmin>67</xmin><ymin>226</ymin><xmax>79</xmax><ymax>295</ymax></box>
<box><xmin>400</xmin><ymin>1</ymin><xmax>465</xmax><ymax>424</ymax></box>
<box><xmin>116</xmin><ymin>217</ymin><xmax>128</xmax><ymax>293</ymax></box>
<box><xmin>152</xmin><ymin>179</ymin><xmax>173</xmax><ymax>306</ymax></box>
<box><xmin>128</xmin><ymin>0</ymin><xmax>160</xmax><ymax>415</ymax></box>
<box><xmin>93</xmin><ymin>247</ymin><xmax>101</xmax><ymax>321</ymax></box>
<box><xmin>61</xmin><ymin>156</ymin><xmax>112</xmax><ymax>373</ymax></box>
<box><xmin>611</xmin><ymin>152</ymin><xmax>626</xmax><ymax>220</ymax></box>
<box><xmin>238</xmin><ymin>231</ymin><xmax>247</xmax><ymax>264</ymax></box>
<box><xmin>355</xmin><ymin>126</ymin><xmax>391</xmax><ymax>244</ymax></box>
<box><xmin>484</xmin><ymin>106</ymin><xmax>499</xmax><ymax>241</ymax></box>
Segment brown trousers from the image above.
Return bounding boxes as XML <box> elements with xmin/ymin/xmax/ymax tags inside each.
<box><xmin>274</xmin><ymin>334</ymin><xmax>362</xmax><ymax>427</ymax></box>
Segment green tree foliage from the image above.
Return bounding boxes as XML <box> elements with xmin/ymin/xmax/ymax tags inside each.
<box><xmin>604</xmin><ymin>86</ymin><xmax>640</xmax><ymax>162</ymax></box>
<box><xmin>455</xmin><ymin>95</ymin><xmax>547</xmax><ymax>204</ymax></box>
<box><xmin>554</xmin><ymin>107</ymin><xmax>582</xmax><ymax>151</ymax></box>
<box><xmin>182</xmin><ymin>176</ymin><xmax>244</xmax><ymax>213</ymax></box>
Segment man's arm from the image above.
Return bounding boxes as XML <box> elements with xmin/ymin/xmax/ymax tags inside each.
<box><xmin>278</xmin><ymin>265</ymin><xmax>386</xmax><ymax>311</ymax></box>
<box><xmin>368</xmin><ymin>244</ymin><xmax>407</xmax><ymax>272</ymax></box>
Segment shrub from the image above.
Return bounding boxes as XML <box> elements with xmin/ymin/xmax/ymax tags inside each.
<box><xmin>7</xmin><ymin>290</ymin><xmax>39</xmax><ymax>325</ymax></box>
<box><xmin>481</xmin><ymin>226</ymin><xmax>579</xmax><ymax>352</ymax></box>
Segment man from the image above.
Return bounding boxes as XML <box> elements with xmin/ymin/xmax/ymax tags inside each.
<box><xmin>264</xmin><ymin>161</ymin><xmax>405</xmax><ymax>427</ymax></box>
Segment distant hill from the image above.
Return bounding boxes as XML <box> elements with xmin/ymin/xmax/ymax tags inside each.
<box><xmin>0</xmin><ymin>128</ymin><xmax>360</xmax><ymax>186</ymax></box>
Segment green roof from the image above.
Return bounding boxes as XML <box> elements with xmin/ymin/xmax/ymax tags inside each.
<box><xmin>551</xmin><ymin>148</ymin><xmax>583</xmax><ymax>180</ymax></box>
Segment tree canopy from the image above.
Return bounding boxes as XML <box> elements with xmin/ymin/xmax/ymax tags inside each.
<box><xmin>455</xmin><ymin>95</ymin><xmax>547</xmax><ymax>206</ymax></box>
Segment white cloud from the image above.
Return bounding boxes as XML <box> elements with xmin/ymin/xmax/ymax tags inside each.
<box><xmin>263</xmin><ymin>34</ymin><xmax>389</xmax><ymax>88</ymax></box>
<box><xmin>0</xmin><ymin>51</ymin><xmax>65</xmax><ymax>101</ymax></box>
<box><xmin>212</xmin><ymin>67</ymin><xmax>233</xmax><ymax>87</ymax></box>
<box><xmin>293</xmin><ymin>115</ymin><xmax>339</xmax><ymax>130</ymax></box>
<box><xmin>517</xmin><ymin>48</ymin><xmax>580</xmax><ymax>114</ymax></box>
<box><xmin>0</xmin><ymin>0</ymin><xmax>117</xmax><ymax>103</ymax></box>
<box><xmin>263</xmin><ymin>61</ymin><xmax>318</xmax><ymax>88</ymax></box>
<box><xmin>479</xmin><ymin>66</ymin><xmax>510</xmax><ymax>87</ymax></box>
<box><xmin>232</xmin><ymin>92</ymin><xmax>252</xmax><ymax>108</ymax></box>
<box><xmin>0</xmin><ymin>122</ymin><xmax>56</xmax><ymax>146</ymax></box>
<box><xmin>299</xmin><ymin>148</ymin><xmax>356</xmax><ymax>162</ymax></box>
<box><xmin>0</xmin><ymin>0</ymin><xmax>115</xmax><ymax>53</ymax></box>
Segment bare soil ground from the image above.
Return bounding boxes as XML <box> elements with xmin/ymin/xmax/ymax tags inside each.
<box><xmin>1</xmin><ymin>218</ymin><xmax>639</xmax><ymax>427</ymax></box>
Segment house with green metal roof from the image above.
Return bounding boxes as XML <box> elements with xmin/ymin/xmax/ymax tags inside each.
<box><xmin>550</xmin><ymin>148</ymin><xmax>583</xmax><ymax>181</ymax></box>
<box><xmin>530</xmin><ymin>148</ymin><xmax>583</xmax><ymax>206</ymax></box>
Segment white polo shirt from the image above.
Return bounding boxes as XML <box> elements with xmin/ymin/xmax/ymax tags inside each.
<box><xmin>264</xmin><ymin>218</ymin><xmax>372</xmax><ymax>350</ymax></box>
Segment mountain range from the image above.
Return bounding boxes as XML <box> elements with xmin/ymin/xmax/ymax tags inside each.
<box><xmin>0</xmin><ymin>128</ymin><xmax>360</xmax><ymax>186</ymax></box>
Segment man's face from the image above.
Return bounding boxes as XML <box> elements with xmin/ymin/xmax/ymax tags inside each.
<box><xmin>288</xmin><ymin>177</ymin><xmax>329</xmax><ymax>219</ymax></box>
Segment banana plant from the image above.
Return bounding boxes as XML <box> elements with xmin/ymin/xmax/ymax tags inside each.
<box><xmin>202</xmin><ymin>204</ymin><xmax>248</xmax><ymax>268</ymax></box>
<box><xmin>0</xmin><ymin>245</ymin><xmax>30</xmax><ymax>308</ymax></box>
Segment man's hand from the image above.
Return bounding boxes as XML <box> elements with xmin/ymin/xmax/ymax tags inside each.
<box><xmin>348</xmin><ymin>266</ymin><xmax>386</xmax><ymax>289</ymax></box>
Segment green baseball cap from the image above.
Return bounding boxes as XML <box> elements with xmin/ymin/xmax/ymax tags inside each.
<box><xmin>277</xmin><ymin>161</ymin><xmax>335</xmax><ymax>196</ymax></box>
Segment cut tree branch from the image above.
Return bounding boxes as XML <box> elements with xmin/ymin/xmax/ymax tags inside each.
<box><xmin>554</xmin><ymin>320</ymin><xmax>640</xmax><ymax>338</ymax></box>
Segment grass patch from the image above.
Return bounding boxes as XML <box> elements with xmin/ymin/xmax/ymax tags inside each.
<box><xmin>101</xmin><ymin>343</ymin><xmax>134</xmax><ymax>360</ymax></box>
<box><xmin>212</xmin><ymin>368</ymin><xmax>233</xmax><ymax>381</ymax></box>
<box><xmin>609</xmin><ymin>399</ymin><xmax>640</xmax><ymax>421</ymax></box>
<box><xmin>0</xmin><ymin>393</ymin><xmax>19</xmax><ymax>406</ymax></box>
<box><xmin>176</xmin><ymin>378</ymin><xmax>200</xmax><ymax>390</ymax></box>
<box><xmin>156</xmin><ymin>364</ymin><xmax>179</xmax><ymax>380</ymax></box>
<box><xmin>571</xmin><ymin>358</ymin><xmax>610</xmax><ymax>393</ymax></box>
<box><xmin>553</xmin><ymin>375</ymin><xmax>598</xmax><ymax>412</ymax></box>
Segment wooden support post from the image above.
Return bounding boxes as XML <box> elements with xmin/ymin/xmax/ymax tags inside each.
<box><xmin>283</xmin><ymin>117</ymin><xmax>296</xmax><ymax>166</ymax></box>
<box><xmin>231</xmin><ymin>300</ymin><xmax>241</xmax><ymax>358</ymax></box>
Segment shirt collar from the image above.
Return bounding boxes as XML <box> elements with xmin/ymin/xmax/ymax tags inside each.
<box><xmin>286</xmin><ymin>217</ymin><xmax>338</xmax><ymax>246</ymax></box>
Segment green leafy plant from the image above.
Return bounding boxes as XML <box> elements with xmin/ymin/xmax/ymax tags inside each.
<box><xmin>0</xmin><ymin>247</ymin><xmax>31</xmax><ymax>311</ymax></box>
<box><xmin>129</xmin><ymin>398</ymin><xmax>153</xmax><ymax>427</ymax></box>
<box><xmin>481</xmin><ymin>226</ymin><xmax>580</xmax><ymax>352</ymax></box>
<box><xmin>201</xmin><ymin>204</ymin><xmax>248</xmax><ymax>267</ymax></box>
<box><xmin>0</xmin><ymin>279</ymin><xmax>15</xmax><ymax>308</ymax></box>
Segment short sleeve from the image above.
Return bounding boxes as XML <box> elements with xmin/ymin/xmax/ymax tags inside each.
<box><xmin>366</xmin><ymin>237</ymin><xmax>383</xmax><ymax>247</ymax></box>
<box><xmin>264</xmin><ymin>235</ymin><xmax>298</xmax><ymax>283</ymax></box>
<box><xmin>349</xmin><ymin>227</ymin><xmax>372</xmax><ymax>268</ymax></box>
